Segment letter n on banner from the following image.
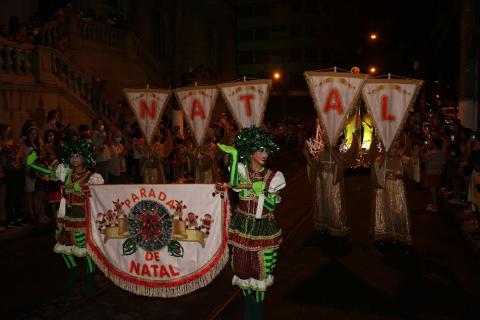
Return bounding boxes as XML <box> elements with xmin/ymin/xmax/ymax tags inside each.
<box><xmin>174</xmin><ymin>86</ymin><xmax>219</xmax><ymax>146</ymax></box>
<box><xmin>218</xmin><ymin>79</ymin><xmax>271</xmax><ymax>129</ymax></box>
<box><xmin>304</xmin><ymin>71</ymin><xmax>367</xmax><ymax>147</ymax></box>
<box><xmin>124</xmin><ymin>88</ymin><xmax>171</xmax><ymax>145</ymax></box>
<box><xmin>361</xmin><ymin>79</ymin><xmax>423</xmax><ymax>152</ymax></box>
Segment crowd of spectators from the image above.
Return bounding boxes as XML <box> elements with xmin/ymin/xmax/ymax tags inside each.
<box><xmin>406</xmin><ymin>109</ymin><xmax>480</xmax><ymax>252</ymax></box>
<box><xmin>0</xmin><ymin>108</ymin><xmax>305</xmax><ymax>233</ymax></box>
<box><xmin>0</xmin><ymin>16</ymin><xmax>41</xmax><ymax>45</ymax></box>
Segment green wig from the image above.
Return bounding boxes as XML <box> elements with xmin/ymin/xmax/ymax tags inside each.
<box><xmin>235</xmin><ymin>125</ymin><xmax>279</xmax><ymax>163</ymax></box>
<box><xmin>60</xmin><ymin>139</ymin><xmax>96</xmax><ymax>169</ymax></box>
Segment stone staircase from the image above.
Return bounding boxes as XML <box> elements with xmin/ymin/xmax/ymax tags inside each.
<box><xmin>0</xmin><ymin>12</ymin><xmax>165</xmax><ymax>133</ymax></box>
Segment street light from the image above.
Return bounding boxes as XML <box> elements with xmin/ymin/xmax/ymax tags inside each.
<box><xmin>369</xmin><ymin>33</ymin><xmax>377</xmax><ymax>40</ymax></box>
<box><xmin>369</xmin><ymin>67</ymin><xmax>377</xmax><ymax>74</ymax></box>
<box><xmin>273</xmin><ymin>71</ymin><xmax>281</xmax><ymax>80</ymax></box>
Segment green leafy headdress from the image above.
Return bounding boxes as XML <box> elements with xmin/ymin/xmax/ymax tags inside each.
<box><xmin>236</xmin><ymin>125</ymin><xmax>279</xmax><ymax>163</ymax></box>
<box><xmin>60</xmin><ymin>139</ymin><xmax>96</xmax><ymax>169</ymax></box>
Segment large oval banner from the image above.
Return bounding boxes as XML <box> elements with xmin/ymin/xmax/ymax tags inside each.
<box><xmin>86</xmin><ymin>184</ymin><xmax>229</xmax><ymax>297</ymax></box>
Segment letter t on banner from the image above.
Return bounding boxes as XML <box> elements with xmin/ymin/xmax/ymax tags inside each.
<box><xmin>218</xmin><ymin>79</ymin><xmax>271</xmax><ymax>129</ymax></box>
<box><xmin>124</xmin><ymin>88</ymin><xmax>171</xmax><ymax>146</ymax></box>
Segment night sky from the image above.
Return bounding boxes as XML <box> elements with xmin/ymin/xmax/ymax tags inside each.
<box><xmin>335</xmin><ymin>0</ymin><xmax>460</xmax><ymax>82</ymax></box>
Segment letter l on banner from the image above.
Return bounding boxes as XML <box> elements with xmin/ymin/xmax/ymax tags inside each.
<box><xmin>361</xmin><ymin>79</ymin><xmax>423</xmax><ymax>152</ymax></box>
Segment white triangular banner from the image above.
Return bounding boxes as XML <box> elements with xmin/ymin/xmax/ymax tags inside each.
<box><xmin>174</xmin><ymin>86</ymin><xmax>219</xmax><ymax>146</ymax></box>
<box><xmin>362</xmin><ymin>79</ymin><xmax>423</xmax><ymax>152</ymax></box>
<box><xmin>124</xmin><ymin>88</ymin><xmax>170</xmax><ymax>145</ymax></box>
<box><xmin>218</xmin><ymin>80</ymin><xmax>271</xmax><ymax>129</ymax></box>
<box><xmin>305</xmin><ymin>71</ymin><xmax>367</xmax><ymax>147</ymax></box>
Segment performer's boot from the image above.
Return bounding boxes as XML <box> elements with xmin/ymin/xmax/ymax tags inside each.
<box><xmin>252</xmin><ymin>291</ymin><xmax>265</xmax><ymax>320</ymax></box>
<box><xmin>82</xmin><ymin>256</ymin><xmax>96</xmax><ymax>297</ymax></box>
<box><xmin>243</xmin><ymin>289</ymin><xmax>253</xmax><ymax>320</ymax></box>
<box><xmin>83</xmin><ymin>271</ymin><xmax>96</xmax><ymax>297</ymax></box>
<box><xmin>64</xmin><ymin>267</ymin><xmax>79</xmax><ymax>294</ymax></box>
<box><xmin>61</xmin><ymin>254</ymin><xmax>79</xmax><ymax>295</ymax></box>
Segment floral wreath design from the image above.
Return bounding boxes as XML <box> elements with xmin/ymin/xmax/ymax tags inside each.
<box><xmin>127</xmin><ymin>200</ymin><xmax>173</xmax><ymax>252</ymax></box>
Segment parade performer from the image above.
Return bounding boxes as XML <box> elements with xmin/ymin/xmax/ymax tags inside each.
<box><xmin>371</xmin><ymin>139</ymin><xmax>413</xmax><ymax>247</ymax></box>
<box><xmin>26</xmin><ymin>139</ymin><xmax>104</xmax><ymax>294</ymax></box>
<box><xmin>194</xmin><ymin>129</ymin><xmax>221</xmax><ymax>184</ymax></box>
<box><xmin>304</xmin><ymin>119</ymin><xmax>356</xmax><ymax>236</ymax></box>
<box><xmin>218</xmin><ymin>126</ymin><xmax>286</xmax><ymax>320</ymax></box>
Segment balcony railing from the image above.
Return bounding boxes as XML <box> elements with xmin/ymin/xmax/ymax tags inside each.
<box><xmin>0</xmin><ymin>37</ymin><xmax>116</xmax><ymax>119</ymax></box>
<box><xmin>39</xmin><ymin>12</ymin><xmax>161</xmax><ymax>77</ymax></box>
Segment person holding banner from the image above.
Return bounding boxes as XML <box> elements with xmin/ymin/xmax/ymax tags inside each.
<box><xmin>194</xmin><ymin>129</ymin><xmax>221</xmax><ymax>184</ymax></box>
<box><xmin>304</xmin><ymin>119</ymin><xmax>357</xmax><ymax>237</ymax></box>
<box><xmin>218</xmin><ymin>126</ymin><xmax>285</xmax><ymax>320</ymax></box>
<box><xmin>26</xmin><ymin>139</ymin><xmax>104</xmax><ymax>295</ymax></box>
<box><xmin>371</xmin><ymin>139</ymin><xmax>413</xmax><ymax>249</ymax></box>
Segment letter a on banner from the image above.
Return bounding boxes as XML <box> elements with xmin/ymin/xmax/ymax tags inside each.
<box><xmin>218</xmin><ymin>79</ymin><xmax>271</xmax><ymax>129</ymax></box>
<box><xmin>174</xmin><ymin>85</ymin><xmax>219</xmax><ymax>146</ymax></box>
<box><xmin>362</xmin><ymin>79</ymin><xmax>423</xmax><ymax>152</ymax></box>
<box><xmin>124</xmin><ymin>88</ymin><xmax>170</xmax><ymax>145</ymax></box>
<box><xmin>304</xmin><ymin>71</ymin><xmax>367</xmax><ymax>147</ymax></box>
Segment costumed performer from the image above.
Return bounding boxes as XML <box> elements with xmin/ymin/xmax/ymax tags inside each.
<box><xmin>218</xmin><ymin>125</ymin><xmax>286</xmax><ymax>320</ymax></box>
<box><xmin>195</xmin><ymin>129</ymin><xmax>221</xmax><ymax>184</ymax></box>
<box><xmin>371</xmin><ymin>139</ymin><xmax>414</xmax><ymax>249</ymax></box>
<box><xmin>27</xmin><ymin>139</ymin><xmax>104</xmax><ymax>294</ymax></box>
<box><xmin>303</xmin><ymin>118</ymin><xmax>357</xmax><ymax>236</ymax></box>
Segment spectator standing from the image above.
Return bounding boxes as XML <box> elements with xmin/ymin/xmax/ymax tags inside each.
<box><xmin>423</xmin><ymin>138</ymin><xmax>446</xmax><ymax>212</ymax></box>
<box><xmin>44</xmin><ymin>110</ymin><xmax>59</xmax><ymax>133</ymax></box>
<box><xmin>92</xmin><ymin>119</ymin><xmax>110</xmax><ymax>183</ymax></box>
<box><xmin>0</xmin><ymin>161</ymin><xmax>5</xmax><ymax>232</ymax></box>
<box><xmin>1</xmin><ymin>125</ymin><xmax>25</xmax><ymax>227</ymax></box>
<box><xmin>108</xmin><ymin>129</ymin><xmax>128</xmax><ymax>184</ymax></box>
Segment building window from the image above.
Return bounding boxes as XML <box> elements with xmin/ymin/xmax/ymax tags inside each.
<box><xmin>239</xmin><ymin>29</ymin><xmax>253</xmax><ymax>41</ymax></box>
<box><xmin>304</xmin><ymin>0</ymin><xmax>318</xmax><ymax>12</ymax></box>
<box><xmin>239</xmin><ymin>51</ymin><xmax>254</xmax><ymax>64</ymax></box>
<box><xmin>238</xmin><ymin>6</ymin><xmax>253</xmax><ymax>18</ymax></box>
<box><xmin>255</xmin><ymin>27</ymin><xmax>269</xmax><ymax>40</ymax></box>
<box><xmin>154</xmin><ymin>14</ymin><xmax>167</xmax><ymax>57</ymax></box>
<box><xmin>270</xmin><ymin>25</ymin><xmax>287</xmax><ymax>39</ymax></box>
<box><xmin>255</xmin><ymin>3</ymin><xmax>270</xmax><ymax>16</ymax></box>
<box><xmin>290</xmin><ymin>0</ymin><xmax>302</xmax><ymax>13</ymax></box>
<box><xmin>271</xmin><ymin>49</ymin><xmax>285</xmax><ymax>63</ymax></box>
<box><xmin>305</xmin><ymin>48</ymin><xmax>317</xmax><ymax>61</ymax></box>
<box><xmin>290</xmin><ymin>24</ymin><xmax>302</xmax><ymax>37</ymax></box>
<box><xmin>255</xmin><ymin>50</ymin><xmax>270</xmax><ymax>63</ymax></box>
<box><xmin>303</xmin><ymin>24</ymin><xmax>317</xmax><ymax>37</ymax></box>
<box><xmin>289</xmin><ymin>48</ymin><xmax>302</xmax><ymax>61</ymax></box>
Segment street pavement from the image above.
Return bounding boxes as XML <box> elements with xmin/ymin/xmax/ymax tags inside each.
<box><xmin>1</xmin><ymin>148</ymin><xmax>480</xmax><ymax>320</ymax></box>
